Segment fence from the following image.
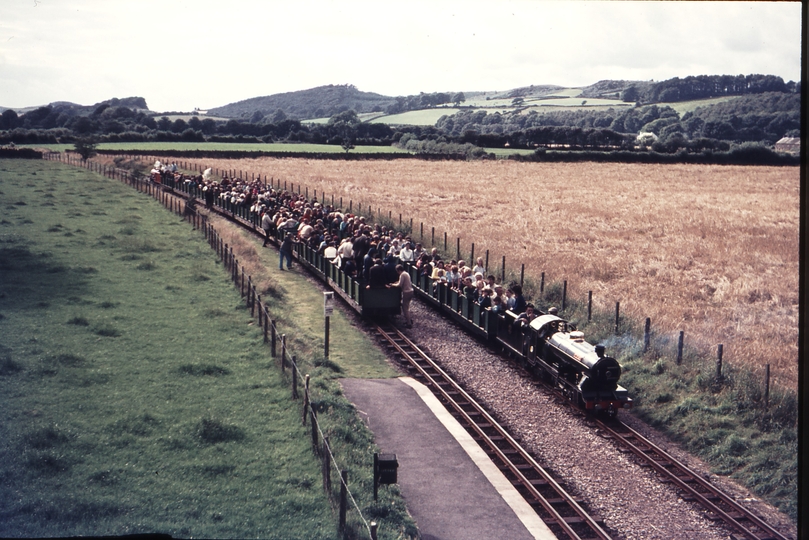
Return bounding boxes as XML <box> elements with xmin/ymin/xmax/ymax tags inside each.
<box><xmin>47</xmin><ymin>151</ymin><xmax>384</xmax><ymax>540</ymax></box>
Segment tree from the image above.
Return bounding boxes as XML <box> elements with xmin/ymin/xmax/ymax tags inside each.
<box><xmin>452</xmin><ymin>92</ymin><xmax>466</xmax><ymax>106</ymax></box>
<box><xmin>74</xmin><ymin>136</ymin><xmax>98</xmax><ymax>161</ymax></box>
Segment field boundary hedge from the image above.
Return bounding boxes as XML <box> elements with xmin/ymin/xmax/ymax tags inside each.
<box><xmin>62</xmin><ymin>146</ymin><xmax>802</xmax><ymax>165</ymax></box>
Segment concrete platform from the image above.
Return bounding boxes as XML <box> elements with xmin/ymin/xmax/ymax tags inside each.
<box><xmin>340</xmin><ymin>377</ymin><xmax>556</xmax><ymax>540</ymax></box>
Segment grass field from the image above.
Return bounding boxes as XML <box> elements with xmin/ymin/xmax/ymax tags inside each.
<box><xmin>0</xmin><ymin>159</ymin><xmax>415</xmax><ymax>538</ymax></box>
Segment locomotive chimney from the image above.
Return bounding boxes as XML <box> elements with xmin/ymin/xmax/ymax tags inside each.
<box><xmin>595</xmin><ymin>344</ymin><xmax>605</xmax><ymax>357</ymax></box>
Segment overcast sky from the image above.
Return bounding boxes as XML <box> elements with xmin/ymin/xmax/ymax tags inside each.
<box><xmin>0</xmin><ymin>0</ymin><xmax>802</xmax><ymax>112</ymax></box>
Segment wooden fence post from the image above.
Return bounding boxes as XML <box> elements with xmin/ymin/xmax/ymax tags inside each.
<box><xmin>764</xmin><ymin>364</ymin><xmax>770</xmax><ymax>410</ymax></box>
<box><xmin>281</xmin><ymin>334</ymin><xmax>286</xmax><ymax>372</ymax></box>
<box><xmin>614</xmin><ymin>301</ymin><xmax>620</xmax><ymax>334</ymax></box>
<box><xmin>339</xmin><ymin>470</ymin><xmax>348</xmax><ymax>531</ymax></box>
<box><xmin>677</xmin><ymin>331</ymin><xmax>684</xmax><ymax>364</ymax></box>
<box><xmin>292</xmin><ymin>357</ymin><xmax>298</xmax><ymax>400</ymax></box>
<box><xmin>323</xmin><ymin>437</ymin><xmax>331</xmax><ymax>493</ymax></box>
<box><xmin>587</xmin><ymin>290</ymin><xmax>592</xmax><ymax>321</ymax></box>
<box><xmin>271</xmin><ymin>319</ymin><xmax>276</xmax><ymax>356</ymax></box>
<box><xmin>643</xmin><ymin>318</ymin><xmax>651</xmax><ymax>353</ymax></box>
<box><xmin>716</xmin><ymin>344</ymin><xmax>723</xmax><ymax>380</ymax></box>
<box><xmin>303</xmin><ymin>375</ymin><xmax>310</xmax><ymax>425</ymax></box>
<box><xmin>562</xmin><ymin>280</ymin><xmax>567</xmax><ymax>311</ymax></box>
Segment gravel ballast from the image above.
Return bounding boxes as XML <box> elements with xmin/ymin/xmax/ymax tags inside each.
<box><xmin>382</xmin><ymin>299</ymin><xmax>797</xmax><ymax>540</ymax></box>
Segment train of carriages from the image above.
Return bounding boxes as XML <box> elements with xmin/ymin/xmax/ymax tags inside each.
<box><xmin>161</xmin><ymin>176</ymin><xmax>633</xmax><ymax>416</ymax></box>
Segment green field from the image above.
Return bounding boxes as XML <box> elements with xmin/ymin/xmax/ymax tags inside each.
<box><xmin>368</xmin><ymin>108</ymin><xmax>462</xmax><ymax>126</ymax></box>
<box><xmin>21</xmin><ymin>142</ymin><xmax>410</xmax><ymax>154</ymax></box>
<box><xmin>0</xmin><ymin>159</ymin><xmax>414</xmax><ymax>539</ymax></box>
<box><xmin>660</xmin><ymin>95</ymin><xmax>743</xmax><ymax>115</ymax></box>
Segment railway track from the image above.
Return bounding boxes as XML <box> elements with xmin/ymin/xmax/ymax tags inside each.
<box><xmin>374</xmin><ymin>322</ymin><xmax>613</xmax><ymax>540</ymax></box>
<box><xmin>591</xmin><ymin>418</ymin><xmax>790</xmax><ymax>540</ymax></box>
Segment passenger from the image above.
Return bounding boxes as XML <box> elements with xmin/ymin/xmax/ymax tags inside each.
<box><xmin>515</xmin><ymin>303</ymin><xmax>538</xmax><ymax>328</ymax></box>
<box><xmin>367</xmin><ymin>258</ymin><xmax>387</xmax><ymax>289</ymax></box>
<box><xmin>399</xmin><ymin>241</ymin><xmax>415</xmax><ymax>262</ymax></box>
<box><xmin>490</xmin><ymin>294</ymin><xmax>505</xmax><ymax>314</ymax></box>
<box><xmin>279</xmin><ymin>232</ymin><xmax>295</xmax><ymax>271</ymax></box>
<box><xmin>323</xmin><ymin>241</ymin><xmax>338</xmax><ymax>260</ymax></box>
<box><xmin>261</xmin><ymin>209</ymin><xmax>274</xmax><ymax>247</ymax></box>
<box><xmin>473</xmin><ymin>257</ymin><xmax>486</xmax><ymax>276</ymax></box>
<box><xmin>430</xmin><ymin>260</ymin><xmax>445</xmax><ymax>280</ymax></box>
<box><xmin>548</xmin><ymin>306</ymin><xmax>559</xmax><ymax>316</ymax></box>
<box><xmin>388</xmin><ymin>264</ymin><xmax>414</xmax><ymax>328</ymax></box>
<box><xmin>363</xmin><ymin>247</ymin><xmax>378</xmax><ymax>282</ymax></box>
<box><xmin>445</xmin><ymin>265</ymin><xmax>461</xmax><ymax>289</ymax></box>
<box><xmin>383</xmin><ymin>254</ymin><xmax>399</xmax><ymax>283</ymax></box>
<box><xmin>478</xmin><ymin>286</ymin><xmax>493</xmax><ymax>309</ymax></box>
<box><xmin>511</xmin><ymin>284</ymin><xmax>527</xmax><ymax>314</ymax></box>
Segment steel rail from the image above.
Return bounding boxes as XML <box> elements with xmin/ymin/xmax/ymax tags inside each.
<box><xmin>594</xmin><ymin>419</ymin><xmax>790</xmax><ymax>540</ymax></box>
<box><xmin>375</xmin><ymin>323</ymin><xmax>612</xmax><ymax>540</ymax></box>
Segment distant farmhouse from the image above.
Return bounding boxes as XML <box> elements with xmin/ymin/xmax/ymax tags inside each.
<box><xmin>774</xmin><ymin>137</ymin><xmax>800</xmax><ymax>154</ymax></box>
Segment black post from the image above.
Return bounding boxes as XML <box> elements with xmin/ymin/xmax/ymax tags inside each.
<box><xmin>644</xmin><ymin>318</ymin><xmax>651</xmax><ymax>353</ymax></box>
<box><xmin>562</xmin><ymin>280</ymin><xmax>567</xmax><ymax>311</ymax></box>
<box><xmin>614</xmin><ymin>301</ymin><xmax>620</xmax><ymax>334</ymax></box>
<box><xmin>520</xmin><ymin>264</ymin><xmax>524</xmax><ymax>287</ymax></box>
<box><xmin>540</xmin><ymin>272</ymin><xmax>545</xmax><ymax>294</ymax></box>
<box><xmin>456</xmin><ymin>237</ymin><xmax>460</xmax><ymax>259</ymax></box>
<box><xmin>339</xmin><ymin>470</ymin><xmax>348</xmax><ymax>531</ymax></box>
<box><xmin>501</xmin><ymin>256</ymin><xmax>505</xmax><ymax>283</ymax></box>
<box><xmin>470</xmin><ymin>242</ymin><xmax>475</xmax><ymax>263</ymax></box>
<box><xmin>764</xmin><ymin>364</ymin><xmax>770</xmax><ymax>409</ymax></box>
<box><xmin>587</xmin><ymin>290</ymin><xmax>592</xmax><ymax>321</ymax></box>
<box><xmin>677</xmin><ymin>331</ymin><xmax>684</xmax><ymax>364</ymax></box>
<box><xmin>292</xmin><ymin>357</ymin><xmax>298</xmax><ymax>400</ymax></box>
<box><xmin>444</xmin><ymin>232</ymin><xmax>447</xmax><ymax>252</ymax></box>
<box><xmin>281</xmin><ymin>334</ymin><xmax>286</xmax><ymax>371</ymax></box>
<box><xmin>373</xmin><ymin>452</ymin><xmax>379</xmax><ymax>501</ymax></box>
<box><xmin>485</xmin><ymin>250</ymin><xmax>489</xmax><ymax>273</ymax></box>
<box><xmin>716</xmin><ymin>344</ymin><xmax>723</xmax><ymax>380</ymax></box>
<box><xmin>324</xmin><ymin>316</ymin><xmax>330</xmax><ymax>358</ymax></box>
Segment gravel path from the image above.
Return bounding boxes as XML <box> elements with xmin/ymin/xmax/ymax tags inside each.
<box><xmin>380</xmin><ymin>298</ymin><xmax>797</xmax><ymax>540</ymax></box>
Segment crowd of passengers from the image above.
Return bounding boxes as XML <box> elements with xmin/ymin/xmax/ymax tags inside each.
<box><xmin>151</xmin><ymin>162</ymin><xmax>542</xmax><ymax>325</ymax></box>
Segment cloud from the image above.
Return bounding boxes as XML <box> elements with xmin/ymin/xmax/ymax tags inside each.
<box><xmin>0</xmin><ymin>0</ymin><xmax>801</xmax><ymax>111</ymax></box>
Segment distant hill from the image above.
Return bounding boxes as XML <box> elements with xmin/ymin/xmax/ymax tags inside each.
<box><xmin>207</xmin><ymin>84</ymin><xmax>396</xmax><ymax>121</ymax></box>
<box><xmin>1</xmin><ymin>97</ymin><xmax>149</xmax><ymax>116</ymax></box>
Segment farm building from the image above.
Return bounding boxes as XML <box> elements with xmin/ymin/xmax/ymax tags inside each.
<box><xmin>774</xmin><ymin>137</ymin><xmax>800</xmax><ymax>154</ymax></box>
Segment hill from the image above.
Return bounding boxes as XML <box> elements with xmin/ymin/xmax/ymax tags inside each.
<box><xmin>206</xmin><ymin>84</ymin><xmax>396</xmax><ymax>121</ymax></box>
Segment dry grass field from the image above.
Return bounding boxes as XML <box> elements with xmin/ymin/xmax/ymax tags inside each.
<box><xmin>124</xmin><ymin>156</ymin><xmax>801</xmax><ymax>390</ymax></box>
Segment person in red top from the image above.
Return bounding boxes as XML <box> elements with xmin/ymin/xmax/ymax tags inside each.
<box><xmin>389</xmin><ymin>264</ymin><xmax>414</xmax><ymax>328</ymax></box>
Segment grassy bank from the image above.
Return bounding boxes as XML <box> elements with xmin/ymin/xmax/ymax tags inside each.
<box><xmin>0</xmin><ymin>159</ymin><xmax>415</xmax><ymax>538</ymax></box>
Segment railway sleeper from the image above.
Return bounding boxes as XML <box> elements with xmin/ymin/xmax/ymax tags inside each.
<box><xmin>661</xmin><ymin>476</ymin><xmax>697</xmax><ymax>484</ymax></box>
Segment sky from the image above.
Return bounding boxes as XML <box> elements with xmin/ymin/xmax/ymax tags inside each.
<box><xmin>0</xmin><ymin>0</ymin><xmax>803</xmax><ymax>112</ymax></box>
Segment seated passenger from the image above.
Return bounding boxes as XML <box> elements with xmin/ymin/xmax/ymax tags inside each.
<box><xmin>515</xmin><ymin>304</ymin><xmax>537</xmax><ymax>328</ymax></box>
<box><xmin>367</xmin><ymin>258</ymin><xmax>387</xmax><ymax>288</ymax></box>
<box><xmin>478</xmin><ymin>286</ymin><xmax>493</xmax><ymax>309</ymax></box>
<box><xmin>472</xmin><ymin>257</ymin><xmax>486</xmax><ymax>277</ymax></box>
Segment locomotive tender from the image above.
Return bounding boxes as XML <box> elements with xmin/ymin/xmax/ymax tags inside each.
<box><xmin>159</xmin><ymin>175</ymin><xmax>632</xmax><ymax>415</ymax></box>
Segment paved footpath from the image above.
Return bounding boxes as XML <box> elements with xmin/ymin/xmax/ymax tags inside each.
<box><xmin>340</xmin><ymin>377</ymin><xmax>556</xmax><ymax>540</ymax></box>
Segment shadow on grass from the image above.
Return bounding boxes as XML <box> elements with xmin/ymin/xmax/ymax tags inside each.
<box><xmin>0</xmin><ymin>246</ymin><xmax>92</xmax><ymax>310</ymax></box>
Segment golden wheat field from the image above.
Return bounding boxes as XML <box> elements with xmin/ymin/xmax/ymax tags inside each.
<box><xmin>131</xmin><ymin>156</ymin><xmax>802</xmax><ymax>389</ymax></box>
